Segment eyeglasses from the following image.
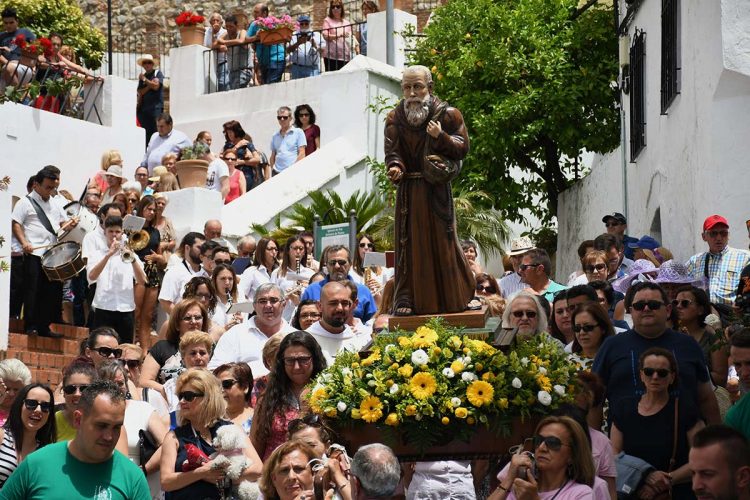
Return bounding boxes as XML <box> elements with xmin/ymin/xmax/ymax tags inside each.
<box><xmin>267</xmin><ymin>247</ymin><xmax>279</xmax><ymax>253</ymax></box>
<box><xmin>672</xmin><ymin>299</ymin><xmax>694</xmax><ymax>308</ymax></box>
<box><xmin>256</xmin><ymin>297</ymin><xmax>282</xmax><ymax>305</ymax></box>
<box><xmin>290</xmin><ymin>245</ymin><xmax>306</xmax><ymax>252</ymax></box>
<box><xmin>519</xmin><ymin>263</ymin><xmax>541</xmax><ymax>271</ymax></box>
<box><xmin>284</xmin><ymin>355</ymin><xmax>313</xmax><ymax>367</ymax></box>
<box><xmin>24</xmin><ymin>399</ymin><xmax>52</xmax><ymax>413</ymax></box>
<box><xmin>476</xmin><ymin>284</ymin><xmax>495</xmax><ymax>293</ymax></box>
<box><xmin>214</xmin><ymin>259</ymin><xmax>231</xmax><ymax>265</ymax></box>
<box><xmin>277</xmin><ymin>115</ymin><xmax>290</xmax><ymax>120</ymax></box>
<box><xmin>642</xmin><ymin>367</ymin><xmax>671</xmax><ymax>378</ymax></box>
<box><xmin>359</xmin><ymin>242</ymin><xmax>374</xmax><ymax>249</ymax></box>
<box><xmin>93</xmin><ymin>346</ymin><xmax>122</xmax><ymax>358</ymax></box>
<box><xmin>605</xmin><ymin>222</ymin><xmax>622</xmax><ymax>228</ymax></box>
<box><xmin>706</xmin><ymin>230</ymin><xmax>729</xmax><ymax>238</ymax></box>
<box><xmin>585</xmin><ymin>263</ymin><xmax>607</xmax><ymax>273</ymax></box>
<box><xmin>533</xmin><ymin>435</ymin><xmax>569</xmax><ymax>451</ymax></box>
<box><xmin>119</xmin><ymin>359</ymin><xmax>142</xmax><ymax>369</ymax></box>
<box><xmin>63</xmin><ymin>384</ymin><xmax>91</xmax><ymax>395</ymax></box>
<box><xmin>221</xmin><ymin>379</ymin><xmax>238</xmax><ymax>390</ymax></box>
<box><xmin>327</xmin><ymin>259</ymin><xmax>348</xmax><ymax>267</ymax></box>
<box><xmin>631</xmin><ymin>300</ymin><xmax>665</xmax><ymax>311</ymax></box>
<box><xmin>573</xmin><ymin>324</ymin><xmax>599</xmax><ymax>333</ymax></box>
<box><xmin>300</xmin><ymin>312</ymin><xmax>321</xmax><ymax>320</ymax></box>
<box><xmin>196</xmin><ymin>293</ymin><xmax>211</xmax><ymax>300</ymax></box>
<box><xmin>512</xmin><ymin>310</ymin><xmax>537</xmax><ymax>319</ymax></box>
<box><xmin>181</xmin><ymin>315</ymin><xmax>204</xmax><ymax>322</ymax></box>
<box><xmin>178</xmin><ymin>391</ymin><xmax>205</xmax><ymax>402</ymax></box>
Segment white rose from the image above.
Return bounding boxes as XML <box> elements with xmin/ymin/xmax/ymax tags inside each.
<box><xmin>337</xmin><ymin>401</ymin><xmax>347</xmax><ymax>412</ymax></box>
<box><xmin>520</xmin><ymin>357</ymin><xmax>529</xmax><ymax>366</ymax></box>
<box><xmin>461</xmin><ymin>372</ymin><xmax>477</xmax><ymax>382</ymax></box>
<box><xmin>538</xmin><ymin>390</ymin><xmax>552</xmax><ymax>406</ymax></box>
<box><xmin>538</xmin><ymin>366</ymin><xmax>547</xmax><ymax>375</ymax></box>
<box><xmin>512</xmin><ymin>377</ymin><xmax>522</xmax><ymax>389</ymax></box>
<box><xmin>411</xmin><ymin>349</ymin><xmax>429</xmax><ymax>366</ymax></box>
<box><xmin>442</xmin><ymin>367</ymin><xmax>455</xmax><ymax>378</ymax></box>
<box><xmin>390</xmin><ymin>384</ymin><xmax>399</xmax><ymax>395</ymax></box>
<box><xmin>463</xmin><ymin>356</ymin><xmax>472</xmax><ymax>364</ymax></box>
<box><xmin>341</xmin><ymin>368</ymin><xmax>352</xmax><ymax>377</ymax></box>
<box><xmin>554</xmin><ymin>384</ymin><xmax>566</xmax><ymax>396</ymax></box>
<box><xmin>451</xmin><ymin>397</ymin><xmax>462</xmax><ymax>407</ymax></box>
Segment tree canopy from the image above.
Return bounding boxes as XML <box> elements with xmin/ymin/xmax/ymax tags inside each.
<box><xmin>412</xmin><ymin>0</ymin><xmax>620</xmax><ymax>224</ymax></box>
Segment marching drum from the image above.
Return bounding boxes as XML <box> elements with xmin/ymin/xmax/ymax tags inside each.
<box><xmin>58</xmin><ymin>201</ymin><xmax>98</xmax><ymax>243</ymax></box>
<box><xmin>41</xmin><ymin>241</ymin><xmax>86</xmax><ymax>281</ymax></box>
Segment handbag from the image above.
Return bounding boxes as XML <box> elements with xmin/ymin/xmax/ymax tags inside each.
<box><xmin>138</xmin><ymin>428</ymin><xmax>159</xmax><ymax>470</ymax></box>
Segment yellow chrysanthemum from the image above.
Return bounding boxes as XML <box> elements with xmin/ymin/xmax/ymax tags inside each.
<box><xmin>466</xmin><ymin>380</ymin><xmax>495</xmax><ymax>407</ymax></box>
<box><xmin>454</xmin><ymin>407</ymin><xmax>468</xmax><ymax>419</ymax></box>
<box><xmin>361</xmin><ymin>351</ymin><xmax>381</xmax><ymax>366</ymax></box>
<box><xmin>412</xmin><ymin>326</ymin><xmax>439</xmax><ymax>348</ymax></box>
<box><xmin>450</xmin><ymin>360</ymin><xmax>465</xmax><ymax>373</ymax></box>
<box><xmin>398</xmin><ymin>336</ymin><xmax>412</xmax><ymax>348</ymax></box>
<box><xmin>308</xmin><ymin>387</ymin><xmax>327</xmax><ymax>413</ymax></box>
<box><xmin>449</xmin><ymin>336</ymin><xmax>462</xmax><ymax>349</ymax></box>
<box><xmin>409</xmin><ymin>372</ymin><xmax>437</xmax><ymax>400</ymax></box>
<box><xmin>405</xmin><ymin>405</ymin><xmax>417</xmax><ymax>416</ymax></box>
<box><xmin>360</xmin><ymin>396</ymin><xmax>383</xmax><ymax>423</ymax></box>
<box><xmin>324</xmin><ymin>407</ymin><xmax>337</xmax><ymax>418</ymax></box>
<box><xmin>385</xmin><ymin>413</ymin><xmax>399</xmax><ymax>426</ymax></box>
<box><xmin>398</xmin><ymin>364</ymin><xmax>414</xmax><ymax>378</ymax></box>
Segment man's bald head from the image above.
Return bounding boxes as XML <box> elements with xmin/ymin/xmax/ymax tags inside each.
<box><xmin>204</xmin><ymin>219</ymin><xmax>222</xmax><ymax>240</ymax></box>
<box><xmin>321</xmin><ymin>281</ymin><xmax>348</xmax><ymax>301</ymax></box>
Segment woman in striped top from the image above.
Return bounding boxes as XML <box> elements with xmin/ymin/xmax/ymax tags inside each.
<box><xmin>0</xmin><ymin>383</ymin><xmax>57</xmax><ymax>489</ymax></box>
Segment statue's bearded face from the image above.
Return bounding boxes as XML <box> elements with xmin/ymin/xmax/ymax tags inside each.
<box><xmin>402</xmin><ymin>72</ymin><xmax>432</xmax><ymax>126</ymax></box>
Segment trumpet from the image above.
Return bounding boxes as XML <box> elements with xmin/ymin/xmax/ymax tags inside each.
<box><xmin>120</xmin><ymin>243</ymin><xmax>136</xmax><ymax>263</ymax></box>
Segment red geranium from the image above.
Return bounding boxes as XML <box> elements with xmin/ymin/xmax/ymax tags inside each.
<box><xmin>175</xmin><ymin>11</ymin><xmax>205</xmax><ymax>27</ymax></box>
<box><xmin>13</xmin><ymin>33</ymin><xmax>28</xmax><ymax>49</ymax></box>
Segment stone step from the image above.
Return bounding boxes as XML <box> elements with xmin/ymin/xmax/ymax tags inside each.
<box><xmin>7</xmin><ymin>333</ymin><xmax>81</xmax><ymax>356</ymax></box>
<box><xmin>5</xmin><ymin>348</ymin><xmax>78</xmax><ymax>371</ymax></box>
<box><xmin>9</xmin><ymin>319</ymin><xmax>89</xmax><ymax>341</ymax></box>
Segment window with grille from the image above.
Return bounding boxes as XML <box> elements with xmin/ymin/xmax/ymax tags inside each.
<box><xmin>630</xmin><ymin>30</ymin><xmax>646</xmax><ymax>161</ymax></box>
<box><xmin>660</xmin><ymin>0</ymin><xmax>680</xmax><ymax>113</ymax></box>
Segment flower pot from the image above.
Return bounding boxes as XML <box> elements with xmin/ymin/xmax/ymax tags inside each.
<box><xmin>179</xmin><ymin>25</ymin><xmax>206</xmax><ymax>46</ymax></box>
<box><xmin>258</xmin><ymin>27</ymin><xmax>293</xmax><ymax>46</ymax></box>
<box><xmin>175</xmin><ymin>159</ymin><xmax>209</xmax><ymax>188</ymax></box>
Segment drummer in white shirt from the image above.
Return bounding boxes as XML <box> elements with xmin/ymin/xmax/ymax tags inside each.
<box><xmin>11</xmin><ymin>167</ymin><xmax>78</xmax><ymax>337</ymax></box>
<box><xmin>306</xmin><ymin>281</ymin><xmax>370</xmax><ymax>365</ymax></box>
<box><xmin>158</xmin><ymin>231</ymin><xmax>207</xmax><ymax>314</ymax></box>
<box><xmin>86</xmin><ymin>216</ymin><xmax>147</xmax><ymax>343</ymax></box>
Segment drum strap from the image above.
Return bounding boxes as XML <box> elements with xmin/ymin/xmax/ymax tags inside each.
<box><xmin>26</xmin><ymin>195</ymin><xmax>57</xmax><ymax>237</ymax></box>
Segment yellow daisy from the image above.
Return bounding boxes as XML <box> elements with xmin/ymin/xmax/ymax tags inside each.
<box><xmin>412</xmin><ymin>326</ymin><xmax>439</xmax><ymax>348</ymax></box>
<box><xmin>466</xmin><ymin>380</ymin><xmax>494</xmax><ymax>407</ymax></box>
<box><xmin>409</xmin><ymin>372</ymin><xmax>437</xmax><ymax>400</ymax></box>
<box><xmin>398</xmin><ymin>364</ymin><xmax>414</xmax><ymax>378</ymax></box>
<box><xmin>308</xmin><ymin>387</ymin><xmax>327</xmax><ymax>413</ymax></box>
<box><xmin>360</xmin><ymin>395</ymin><xmax>384</xmax><ymax>423</ymax></box>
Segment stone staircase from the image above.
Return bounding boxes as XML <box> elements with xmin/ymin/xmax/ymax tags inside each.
<box><xmin>2</xmin><ymin>320</ymin><xmax>88</xmax><ymax>386</ymax></box>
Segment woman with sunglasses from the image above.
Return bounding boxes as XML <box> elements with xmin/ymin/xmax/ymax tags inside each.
<box><xmin>569</xmin><ymin>303</ymin><xmax>615</xmax><ymax>371</ymax></box>
<box><xmin>294</xmin><ymin>104</ymin><xmax>320</xmax><ymax>156</ymax></box>
<box><xmin>490</xmin><ymin>416</ymin><xmax>595</xmax><ymax>499</ymax></box>
<box><xmin>0</xmin><ymin>383</ymin><xmax>57</xmax><ymax>488</ymax></box>
<box><xmin>55</xmin><ymin>361</ymin><xmax>97</xmax><ymax>441</ymax></box>
<box><xmin>251</xmin><ymin>331</ymin><xmax>327</xmax><ymax>460</ymax></box>
<box><xmin>322</xmin><ymin>1</ymin><xmax>355</xmax><ymax>72</ymax></box>
<box><xmin>474</xmin><ymin>273</ymin><xmax>505</xmax><ymax>318</ymax></box>
<box><xmin>161</xmin><ymin>368</ymin><xmax>262</xmax><ymax>499</ymax></box>
<box><xmin>239</xmin><ymin>237</ymin><xmax>280</xmax><ymax>302</ymax></box>
<box><xmin>213</xmin><ymin>362</ymin><xmax>254</xmax><ymax>435</ymax></box>
<box><xmin>350</xmin><ymin>234</ymin><xmax>391</xmax><ymax>304</ymax></box>
<box><xmin>140</xmin><ymin>299</ymin><xmax>210</xmax><ymax>396</ymax></box>
<box><xmin>581</xmin><ymin>250</ymin><xmax>609</xmax><ymax>284</ymax></box>
<box><xmin>675</xmin><ymin>285</ymin><xmax>729</xmax><ymax>387</ymax></box>
<box><xmin>97</xmin><ymin>360</ymin><xmax>169</xmax><ymax>498</ymax></box>
<box><xmin>273</xmin><ymin>236</ymin><xmax>314</xmax><ymax>321</ymax></box>
<box><xmin>610</xmin><ymin>347</ymin><xmax>705</xmax><ymax>499</ymax></box>
<box><xmin>223</xmin><ymin>150</ymin><xmax>246</xmax><ymax>204</ymax></box>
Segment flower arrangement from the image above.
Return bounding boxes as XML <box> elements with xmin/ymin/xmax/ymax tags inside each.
<box><xmin>253</xmin><ymin>14</ymin><xmax>298</xmax><ymax>31</ymax></box>
<box><xmin>307</xmin><ymin>319</ymin><xmax>578</xmax><ymax>451</ymax></box>
<box><xmin>14</xmin><ymin>35</ymin><xmax>54</xmax><ymax>58</ymax></box>
<box><xmin>175</xmin><ymin>11</ymin><xmax>205</xmax><ymax>27</ymax></box>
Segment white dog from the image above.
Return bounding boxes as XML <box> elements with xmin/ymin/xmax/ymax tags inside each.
<box><xmin>211</xmin><ymin>424</ymin><xmax>260</xmax><ymax>500</ymax></box>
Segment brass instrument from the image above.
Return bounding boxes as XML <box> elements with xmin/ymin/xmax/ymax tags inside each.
<box><xmin>364</xmin><ymin>266</ymin><xmax>384</xmax><ymax>295</ymax></box>
<box><xmin>127</xmin><ymin>229</ymin><xmax>150</xmax><ymax>252</ymax></box>
<box><xmin>120</xmin><ymin>241</ymin><xmax>136</xmax><ymax>263</ymax></box>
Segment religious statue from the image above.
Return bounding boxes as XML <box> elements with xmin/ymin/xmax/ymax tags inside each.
<box><xmin>385</xmin><ymin>65</ymin><xmax>475</xmax><ymax>316</ymax></box>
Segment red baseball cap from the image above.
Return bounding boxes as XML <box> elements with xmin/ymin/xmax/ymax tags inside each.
<box><xmin>703</xmin><ymin>215</ymin><xmax>729</xmax><ymax>231</ymax></box>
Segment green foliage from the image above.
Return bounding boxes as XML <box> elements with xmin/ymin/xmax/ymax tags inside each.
<box><xmin>412</xmin><ymin>0</ymin><xmax>620</xmax><ymax>223</ymax></box>
<box><xmin>180</xmin><ymin>141</ymin><xmax>210</xmax><ymax>160</ymax></box>
<box><xmin>0</xmin><ymin>79</ymin><xmax>39</xmax><ymax>103</ymax></box>
<box><xmin>1</xmin><ymin>0</ymin><xmax>106</xmax><ymax>69</ymax></box>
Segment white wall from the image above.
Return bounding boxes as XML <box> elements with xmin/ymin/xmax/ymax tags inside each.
<box><xmin>0</xmin><ymin>181</ymin><xmax>10</xmax><ymax>350</ymax></box>
<box><xmin>556</xmin><ymin>0</ymin><xmax>750</xmax><ymax>278</ymax></box>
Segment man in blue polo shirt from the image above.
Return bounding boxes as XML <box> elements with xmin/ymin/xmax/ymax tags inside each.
<box><xmin>269</xmin><ymin>105</ymin><xmax>306</xmax><ymax>176</ymax></box>
<box><xmin>246</xmin><ymin>2</ymin><xmax>286</xmax><ymax>84</ymax></box>
<box><xmin>301</xmin><ymin>244</ymin><xmax>376</xmax><ymax>323</ymax></box>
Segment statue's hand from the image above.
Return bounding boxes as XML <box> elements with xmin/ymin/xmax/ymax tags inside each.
<box><xmin>387</xmin><ymin>166</ymin><xmax>403</xmax><ymax>183</ymax></box>
<box><xmin>426</xmin><ymin>120</ymin><xmax>442</xmax><ymax>138</ymax></box>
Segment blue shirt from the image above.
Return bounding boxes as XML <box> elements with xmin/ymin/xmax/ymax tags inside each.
<box><xmin>247</xmin><ymin>22</ymin><xmax>286</xmax><ymax>64</ymax></box>
<box><xmin>301</xmin><ymin>275</ymin><xmax>377</xmax><ymax>323</ymax></box>
<box><xmin>271</xmin><ymin>127</ymin><xmax>307</xmax><ymax>172</ymax></box>
<box><xmin>0</xmin><ymin>28</ymin><xmax>35</xmax><ymax>62</ymax></box>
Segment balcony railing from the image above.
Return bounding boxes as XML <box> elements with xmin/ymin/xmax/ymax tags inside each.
<box><xmin>203</xmin><ymin>22</ymin><xmax>364</xmax><ymax>94</ymax></box>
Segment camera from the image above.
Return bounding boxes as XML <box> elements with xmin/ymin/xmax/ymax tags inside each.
<box><xmin>517</xmin><ymin>453</ymin><xmax>537</xmax><ymax>480</ymax></box>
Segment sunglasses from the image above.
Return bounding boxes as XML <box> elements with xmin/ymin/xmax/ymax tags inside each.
<box><xmin>224</xmin><ymin>157</ymin><xmax>237</xmax><ymax>161</ymax></box>
<box><xmin>605</xmin><ymin>222</ymin><xmax>622</xmax><ymax>228</ymax></box>
<box><xmin>277</xmin><ymin>115</ymin><xmax>290</xmax><ymax>120</ymax></box>
<box><xmin>585</xmin><ymin>263</ymin><xmax>607</xmax><ymax>273</ymax></box>
<box><xmin>573</xmin><ymin>324</ymin><xmax>599</xmax><ymax>333</ymax></box>
<box><xmin>288</xmin><ymin>414</ymin><xmax>323</xmax><ymax>433</ymax></box>
<box><xmin>631</xmin><ymin>300</ymin><xmax>665</xmax><ymax>311</ymax></box>
<box><xmin>214</xmin><ymin>259</ymin><xmax>231</xmax><ymax>265</ymax></box>
<box><xmin>119</xmin><ymin>359</ymin><xmax>142</xmax><ymax>369</ymax></box>
<box><xmin>284</xmin><ymin>355</ymin><xmax>313</xmax><ymax>367</ymax></box>
<box><xmin>642</xmin><ymin>367</ymin><xmax>671</xmax><ymax>378</ymax></box>
<box><xmin>178</xmin><ymin>391</ymin><xmax>205</xmax><ymax>402</ymax></box>
<box><xmin>476</xmin><ymin>284</ymin><xmax>495</xmax><ymax>293</ymax></box>
<box><xmin>332</xmin><ymin>4</ymin><xmax>342</xmax><ymax>8</ymax></box>
<box><xmin>63</xmin><ymin>384</ymin><xmax>90</xmax><ymax>395</ymax></box>
<box><xmin>533</xmin><ymin>435</ymin><xmax>569</xmax><ymax>451</ymax></box>
<box><xmin>706</xmin><ymin>230</ymin><xmax>728</xmax><ymax>238</ymax></box>
<box><xmin>93</xmin><ymin>346</ymin><xmax>122</xmax><ymax>358</ymax></box>
<box><xmin>512</xmin><ymin>310</ymin><xmax>537</xmax><ymax>319</ymax></box>
<box><xmin>672</xmin><ymin>299</ymin><xmax>694</xmax><ymax>308</ymax></box>
<box><xmin>327</xmin><ymin>259</ymin><xmax>348</xmax><ymax>267</ymax></box>
<box><xmin>359</xmin><ymin>242</ymin><xmax>374</xmax><ymax>249</ymax></box>
<box><xmin>519</xmin><ymin>263</ymin><xmax>541</xmax><ymax>271</ymax></box>
<box><xmin>221</xmin><ymin>379</ymin><xmax>238</xmax><ymax>390</ymax></box>
<box><xmin>24</xmin><ymin>399</ymin><xmax>52</xmax><ymax>413</ymax></box>
<box><xmin>299</xmin><ymin>112</ymin><xmax>310</xmax><ymax>117</ymax></box>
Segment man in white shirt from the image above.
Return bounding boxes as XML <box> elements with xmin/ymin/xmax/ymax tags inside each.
<box><xmin>87</xmin><ymin>216</ymin><xmax>147</xmax><ymax>343</ymax></box>
<box><xmin>208</xmin><ymin>283</ymin><xmax>295</xmax><ymax>377</ymax></box>
<box><xmin>139</xmin><ymin>113</ymin><xmax>192</xmax><ymax>173</ymax></box>
<box><xmin>11</xmin><ymin>167</ymin><xmax>78</xmax><ymax>337</ymax></box>
<box><xmin>201</xmin><ymin>147</ymin><xmax>229</xmax><ymax>200</ymax></box>
<box><xmin>158</xmin><ymin>231</ymin><xmax>207</xmax><ymax>314</ymax></box>
<box><xmin>498</xmin><ymin>236</ymin><xmax>534</xmax><ymax>299</ymax></box>
<box><xmin>306</xmin><ymin>282</ymin><xmax>370</xmax><ymax>364</ymax></box>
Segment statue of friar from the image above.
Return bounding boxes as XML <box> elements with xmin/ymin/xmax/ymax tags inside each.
<box><xmin>385</xmin><ymin>65</ymin><xmax>475</xmax><ymax>316</ymax></box>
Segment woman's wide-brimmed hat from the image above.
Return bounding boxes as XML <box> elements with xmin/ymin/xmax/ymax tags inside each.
<box><xmin>612</xmin><ymin>259</ymin><xmax>658</xmax><ymax>295</ymax></box>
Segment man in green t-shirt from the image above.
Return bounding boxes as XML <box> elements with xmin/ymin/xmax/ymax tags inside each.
<box><xmin>1</xmin><ymin>380</ymin><xmax>150</xmax><ymax>499</ymax></box>
<box><xmin>726</xmin><ymin>328</ymin><xmax>750</xmax><ymax>440</ymax></box>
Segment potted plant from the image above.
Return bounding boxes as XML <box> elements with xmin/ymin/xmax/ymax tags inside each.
<box><xmin>176</xmin><ymin>142</ymin><xmax>209</xmax><ymax>188</ymax></box>
<box><xmin>253</xmin><ymin>15</ymin><xmax>297</xmax><ymax>46</ymax></box>
<box><xmin>14</xmin><ymin>35</ymin><xmax>53</xmax><ymax>67</ymax></box>
<box><xmin>175</xmin><ymin>11</ymin><xmax>206</xmax><ymax>47</ymax></box>
<box><xmin>306</xmin><ymin>318</ymin><xmax>579</xmax><ymax>460</ymax></box>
